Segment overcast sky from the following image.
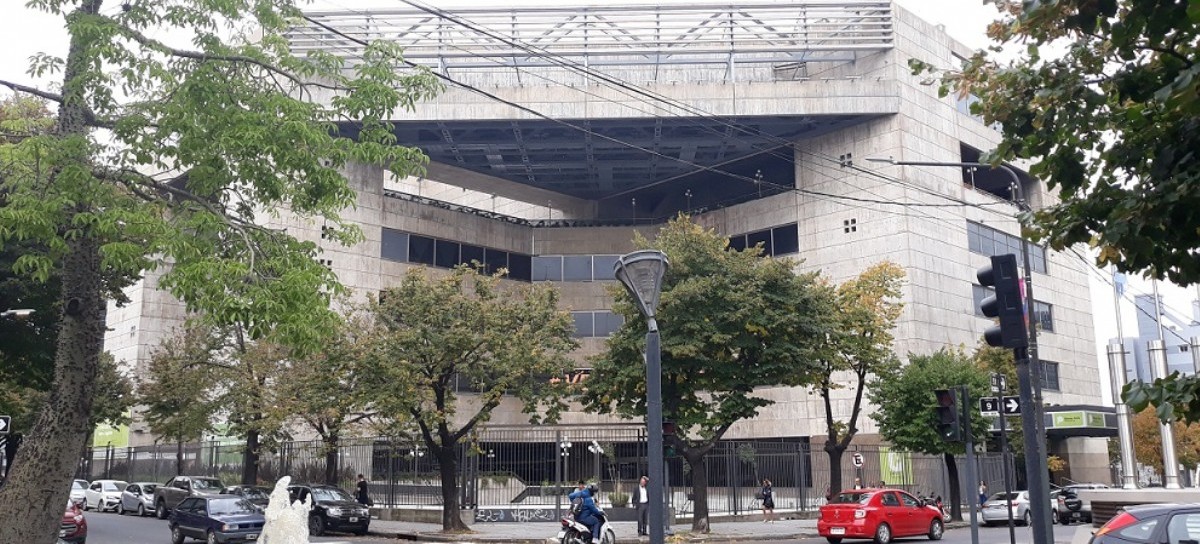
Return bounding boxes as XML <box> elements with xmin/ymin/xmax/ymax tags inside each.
<box><xmin>2</xmin><ymin>1</ymin><xmax>1196</xmax><ymax>404</ymax></box>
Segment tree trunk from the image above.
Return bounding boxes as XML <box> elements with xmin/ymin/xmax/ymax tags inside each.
<box><xmin>436</xmin><ymin>447</ymin><xmax>469</xmax><ymax>532</ymax></box>
<box><xmin>242</xmin><ymin>430</ymin><xmax>260</xmax><ymax>485</ymax></box>
<box><xmin>943</xmin><ymin>453</ymin><xmax>962</xmax><ymax>522</ymax></box>
<box><xmin>685</xmin><ymin>452</ymin><xmax>710</xmax><ymax>533</ymax></box>
<box><xmin>324</xmin><ymin>433</ymin><xmax>339</xmax><ymax>486</ymax></box>
<box><xmin>0</xmin><ymin>216</ymin><xmax>105</xmax><ymax>542</ymax></box>
<box><xmin>176</xmin><ymin>436</ymin><xmax>185</xmax><ymax>475</ymax></box>
<box><xmin>825</xmin><ymin>442</ymin><xmax>846</xmax><ymax>500</ymax></box>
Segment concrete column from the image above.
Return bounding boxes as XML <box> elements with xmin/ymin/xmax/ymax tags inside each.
<box><xmin>1108</xmin><ymin>343</ymin><xmax>1139</xmax><ymax>489</ymax></box>
<box><xmin>1149</xmin><ymin>339</ymin><xmax>1181</xmax><ymax>489</ymax></box>
<box><xmin>1191</xmin><ymin>337</ymin><xmax>1200</xmax><ymax>374</ymax></box>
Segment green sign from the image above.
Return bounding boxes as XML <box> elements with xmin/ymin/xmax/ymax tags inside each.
<box><xmin>1087</xmin><ymin>413</ymin><xmax>1106</xmax><ymax>428</ymax></box>
<box><xmin>879</xmin><ymin>446</ymin><xmax>913</xmax><ymax>486</ymax></box>
<box><xmin>1052</xmin><ymin>412</ymin><xmax>1085</xmax><ymax>428</ymax></box>
<box><xmin>92</xmin><ymin>424</ymin><xmax>130</xmax><ymax>448</ymax></box>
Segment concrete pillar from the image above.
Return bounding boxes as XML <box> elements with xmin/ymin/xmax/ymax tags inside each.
<box><xmin>1108</xmin><ymin>343</ymin><xmax>1138</xmax><ymax>489</ymax></box>
<box><xmin>1149</xmin><ymin>340</ymin><xmax>1181</xmax><ymax>489</ymax></box>
<box><xmin>1191</xmin><ymin>337</ymin><xmax>1200</xmax><ymax>374</ymax></box>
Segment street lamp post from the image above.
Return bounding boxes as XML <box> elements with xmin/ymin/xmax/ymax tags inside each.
<box><xmin>614</xmin><ymin>250</ymin><xmax>669</xmax><ymax>544</ymax></box>
<box><xmin>868</xmin><ymin>158</ymin><xmax>1053</xmax><ymax>544</ymax></box>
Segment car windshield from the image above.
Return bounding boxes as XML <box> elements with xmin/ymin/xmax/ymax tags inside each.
<box><xmin>72</xmin><ymin>481</ymin><xmax>86</xmax><ymax>490</ymax></box>
<box><xmin>241</xmin><ymin>488</ymin><xmax>268</xmax><ymax>500</ymax></box>
<box><xmin>833</xmin><ymin>492</ymin><xmax>873</xmax><ymax>505</ymax></box>
<box><xmin>103</xmin><ymin>481</ymin><xmax>127</xmax><ymax>492</ymax></box>
<box><xmin>192</xmin><ymin>478</ymin><xmax>222</xmax><ymax>490</ymax></box>
<box><xmin>311</xmin><ymin>488</ymin><xmax>354</xmax><ymax>502</ymax></box>
<box><xmin>140</xmin><ymin>484</ymin><xmax>157</xmax><ymax>494</ymax></box>
<box><xmin>208</xmin><ymin>498</ymin><xmax>259</xmax><ymax>516</ymax></box>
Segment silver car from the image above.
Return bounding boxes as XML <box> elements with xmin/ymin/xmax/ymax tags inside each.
<box><xmin>69</xmin><ymin>480</ymin><xmax>88</xmax><ymax>508</ymax></box>
<box><xmin>981</xmin><ymin>491</ymin><xmax>1033</xmax><ymax>526</ymax></box>
<box><xmin>118</xmin><ymin>482</ymin><xmax>159</xmax><ymax>517</ymax></box>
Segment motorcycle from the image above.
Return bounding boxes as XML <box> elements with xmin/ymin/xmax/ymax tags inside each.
<box><xmin>558</xmin><ymin>508</ymin><xmax>616</xmax><ymax>544</ymax></box>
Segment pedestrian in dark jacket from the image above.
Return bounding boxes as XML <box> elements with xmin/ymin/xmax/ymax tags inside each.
<box><xmin>760</xmin><ymin>479</ymin><xmax>775</xmax><ymax>523</ymax></box>
<box><xmin>356</xmin><ymin>474</ymin><xmax>372</xmax><ymax>506</ymax></box>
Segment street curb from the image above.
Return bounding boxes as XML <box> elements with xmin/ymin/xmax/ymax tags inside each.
<box><xmin>370</xmin><ymin>521</ymin><xmax>970</xmax><ymax>542</ymax></box>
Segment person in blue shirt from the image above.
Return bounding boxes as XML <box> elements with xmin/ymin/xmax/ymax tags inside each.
<box><xmin>568</xmin><ymin>480</ymin><xmax>602</xmax><ymax>542</ymax></box>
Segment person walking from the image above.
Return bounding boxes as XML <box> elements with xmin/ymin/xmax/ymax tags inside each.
<box><xmin>356</xmin><ymin>474</ymin><xmax>372</xmax><ymax>506</ymax></box>
<box><xmin>978</xmin><ymin>481</ymin><xmax>988</xmax><ymax>506</ymax></box>
<box><xmin>760</xmin><ymin>479</ymin><xmax>775</xmax><ymax>523</ymax></box>
<box><xmin>635</xmin><ymin>476</ymin><xmax>650</xmax><ymax>536</ymax></box>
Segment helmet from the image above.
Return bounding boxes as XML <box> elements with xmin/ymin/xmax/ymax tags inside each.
<box><xmin>589</xmin><ymin>483</ymin><xmax>600</xmax><ymax>495</ymax></box>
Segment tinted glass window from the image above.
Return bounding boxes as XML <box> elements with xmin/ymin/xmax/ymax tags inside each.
<box><xmin>408</xmin><ymin>235</ymin><xmax>435</xmax><ymax>265</ymax></box>
<box><xmin>435</xmin><ymin>239</ymin><xmax>459</xmax><ymax>269</ymax></box>
<box><xmin>208</xmin><ymin>498</ymin><xmax>259</xmax><ymax>515</ymax></box>
<box><xmin>746</xmin><ymin>229</ymin><xmax>772</xmax><ymax>256</ymax></box>
<box><xmin>507</xmin><ymin>253</ymin><xmax>532</xmax><ymax>282</ymax></box>
<box><xmin>311</xmin><ymin>488</ymin><xmax>355</xmax><ymax>502</ymax></box>
<box><xmin>593</xmin><ymin>311</ymin><xmax>624</xmax><ymax>337</ymax></box>
<box><xmin>73</xmin><ymin>481</ymin><xmax>86</xmax><ymax>490</ymax></box>
<box><xmin>177</xmin><ymin>498</ymin><xmax>199</xmax><ymax>512</ymax></box>
<box><xmin>592</xmin><ymin>255</ymin><xmax>619</xmax><ymax>281</ymax></box>
<box><xmin>728</xmin><ymin>235</ymin><xmax>747</xmax><ymax>252</ymax></box>
<box><xmin>127</xmin><ymin>485</ymin><xmax>138</xmax><ymax>494</ymax></box>
<box><xmin>880</xmin><ymin>492</ymin><xmax>900</xmax><ymax>506</ymax></box>
<box><xmin>563</xmin><ymin>256</ymin><xmax>593</xmax><ymax>281</ymax></box>
<box><xmin>141</xmin><ymin>484</ymin><xmax>157</xmax><ymax>494</ymax></box>
<box><xmin>460</xmin><ymin>244</ymin><xmax>485</xmax><ymax>269</ymax></box>
<box><xmin>833</xmin><ymin>492</ymin><xmax>873</xmax><ymax>505</ymax></box>
<box><xmin>380</xmin><ymin>228</ymin><xmax>408</xmax><ymax>262</ymax></box>
<box><xmin>772</xmin><ymin>224</ymin><xmax>799</xmax><ymax>255</ymax></box>
<box><xmin>533</xmin><ymin>256</ymin><xmax>562</xmax><ymax>281</ymax></box>
<box><xmin>899</xmin><ymin>493</ymin><xmax>919</xmax><ymax>507</ymax></box>
<box><xmin>192</xmin><ymin>479</ymin><xmax>222</xmax><ymax>491</ymax></box>
<box><xmin>484</xmin><ymin>249</ymin><xmax>508</xmax><ymax>275</ymax></box>
<box><xmin>1166</xmin><ymin>512</ymin><xmax>1200</xmax><ymax>543</ymax></box>
<box><xmin>572</xmin><ymin>312</ymin><xmax>594</xmax><ymax>338</ymax></box>
<box><xmin>1118</xmin><ymin>518</ymin><xmax>1160</xmax><ymax>542</ymax></box>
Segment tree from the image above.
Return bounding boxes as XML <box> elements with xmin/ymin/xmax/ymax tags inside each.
<box><xmin>869</xmin><ymin>349</ymin><xmax>991</xmax><ymax>521</ymax></box>
<box><xmin>813</xmin><ymin>262</ymin><xmax>904</xmax><ymax>498</ymax></box>
<box><xmin>921</xmin><ymin>0</ymin><xmax>1200</xmax><ymax>285</ymax></box>
<box><xmin>140</xmin><ymin>321</ymin><xmax>224</xmax><ymax>475</ymax></box>
<box><xmin>366</xmin><ymin>266</ymin><xmax>577</xmax><ymax>531</ymax></box>
<box><xmin>1131</xmin><ymin>407</ymin><xmax>1200</xmax><ymax>478</ymax></box>
<box><xmin>581</xmin><ymin>217</ymin><xmax>836</xmax><ymax>532</ymax></box>
<box><xmin>0</xmin><ymin>0</ymin><xmax>438</xmax><ymax>539</ymax></box>
<box><xmin>283</xmin><ymin>312</ymin><xmax>375</xmax><ymax>486</ymax></box>
<box><xmin>220</xmin><ymin>328</ymin><xmax>292</xmax><ymax>486</ymax></box>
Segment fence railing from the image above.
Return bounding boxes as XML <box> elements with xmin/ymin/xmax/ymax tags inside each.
<box><xmin>80</xmin><ymin>426</ymin><xmax>1022</xmax><ymax>519</ymax></box>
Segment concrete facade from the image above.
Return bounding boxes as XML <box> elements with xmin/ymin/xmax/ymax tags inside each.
<box><xmin>107</xmin><ymin>2</ymin><xmax>1107</xmax><ymax>479</ymax></box>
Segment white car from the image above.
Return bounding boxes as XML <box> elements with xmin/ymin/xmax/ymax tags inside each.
<box><xmin>68</xmin><ymin>480</ymin><xmax>88</xmax><ymax>507</ymax></box>
<box><xmin>84</xmin><ymin>479</ymin><xmax>128</xmax><ymax>512</ymax></box>
<box><xmin>118</xmin><ymin>482</ymin><xmax>159</xmax><ymax>516</ymax></box>
<box><xmin>981</xmin><ymin>490</ymin><xmax>1033</xmax><ymax>526</ymax></box>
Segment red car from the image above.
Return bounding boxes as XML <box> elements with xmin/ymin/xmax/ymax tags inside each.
<box><xmin>60</xmin><ymin>500</ymin><xmax>88</xmax><ymax>543</ymax></box>
<box><xmin>818</xmin><ymin>488</ymin><xmax>944</xmax><ymax>544</ymax></box>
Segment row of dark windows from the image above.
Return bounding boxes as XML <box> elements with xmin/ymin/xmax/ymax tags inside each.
<box><xmin>972</xmin><ymin>284</ymin><xmax>1054</xmax><ymax>333</ymax></box>
<box><xmin>728</xmin><ymin>223</ymin><xmax>800</xmax><ymax>257</ymax></box>
<box><xmin>534</xmin><ymin>255</ymin><xmax>620</xmax><ymax>282</ymax></box>
<box><xmin>381</xmin><ymin>228</ymin><xmax>534</xmax><ymax>281</ymax></box>
<box><xmin>967</xmin><ymin>221</ymin><xmax>1048</xmax><ymax>274</ymax></box>
<box><xmin>572</xmin><ymin>311</ymin><xmax>624</xmax><ymax>338</ymax></box>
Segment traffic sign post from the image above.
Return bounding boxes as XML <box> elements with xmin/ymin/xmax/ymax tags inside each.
<box><xmin>980</xmin><ymin>397</ymin><xmax>999</xmax><ymax>414</ymax></box>
<box><xmin>0</xmin><ymin>415</ymin><xmax>9</xmax><ymax>434</ymax></box>
<box><xmin>852</xmin><ymin>452</ymin><xmax>864</xmax><ymax>468</ymax></box>
<box><xmin>1002</xmin><ymin>396</ymin><xmax>1021</xmax><ymax>415</ymax></box>
<box><xmin>992</xmin><ymin>374</ymin><xmax>1008</xmax><ymax>393</ymax></box>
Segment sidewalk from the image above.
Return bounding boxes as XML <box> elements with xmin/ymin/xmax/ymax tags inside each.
<box><xmin>368</xmin><ymin>518</ymin><xmax>822</xmax><ymax>543</ymax></box>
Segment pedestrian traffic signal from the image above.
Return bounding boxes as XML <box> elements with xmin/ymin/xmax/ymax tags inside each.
<box><xmin>976</xmin><ymin>254</ymin><xmax>1029</xmax><ymax>349</ymax></box>
<box><xmin>934</xmin><ymin>389</ymin><xmax>962</xmax><ymax>442</ymax></box>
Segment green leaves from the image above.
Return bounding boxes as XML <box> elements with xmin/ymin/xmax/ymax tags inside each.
<box><xmin>869</xmin><ymin>349</ymin><xmax>992</xmax><ymax>456</ymax></box>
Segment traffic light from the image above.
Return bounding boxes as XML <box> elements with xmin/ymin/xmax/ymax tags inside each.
<box><xmin>976</xmin><ymin>254</ymin><xmax>1029</xmax><ymax>350</ymax></box>
<box><xmin>934</xmin><ymin>389</ymin><xmax>962</xmax><ymax>442</ymax></box>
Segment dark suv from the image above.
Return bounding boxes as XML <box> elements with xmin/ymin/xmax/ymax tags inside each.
<box><xmin>287</xmin><ymin>483</ymin><xmax>370</xmax><ymax>536</ymax></box>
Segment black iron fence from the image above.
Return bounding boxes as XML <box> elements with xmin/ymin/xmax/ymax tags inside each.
<box><xmin>80</xmin><ymin>426</ymin><xmax>1018</xmax><ymax>518</ymax></box>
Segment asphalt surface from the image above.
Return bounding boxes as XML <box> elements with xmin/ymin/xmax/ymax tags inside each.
<box><xmin>83</xmin><ymin>509</ymin><xmax>396</xmax><ymax>544</ymax></box>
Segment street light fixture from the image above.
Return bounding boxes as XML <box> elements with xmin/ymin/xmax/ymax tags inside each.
<box><xmin>866</xmin><ymin>156</ymin><xmax>1053</xmax><ymax>544</ymax></box>
<box><xmin>614</xmin><ymin>250</ymin><xmax>669</xmax><ymax>544</ymax></box>
<box><xmin>0</xmin><ymin>309</ymin><xmax>35</xmax><ymax>319</ymax></box>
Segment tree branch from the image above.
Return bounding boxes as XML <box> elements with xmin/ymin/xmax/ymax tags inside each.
<box><xmin>0</xmin><ymin>79</ymin><xmax>116</xmax><ymax>129</ymax></box>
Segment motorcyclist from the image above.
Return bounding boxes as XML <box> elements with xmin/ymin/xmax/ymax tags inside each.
<box><xmin>568</xmin><ymin>480</ymin><xmax>602</xmax><ymax>543</ymax></box>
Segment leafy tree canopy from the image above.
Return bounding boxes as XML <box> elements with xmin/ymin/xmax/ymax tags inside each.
<box><xmin>869</xmin><ymin>349</ymin><xmax>992</xmax><ymax>456</ymax></box>
<box><xmin>1131</xmin><ymin>406</ymin><xmax>1200</xmax><ymax>473</ymax></box>
<box><xmin>920</xmin><ymin>0</ymin><xmax>1199</xmax><ymax>284</ymax></box>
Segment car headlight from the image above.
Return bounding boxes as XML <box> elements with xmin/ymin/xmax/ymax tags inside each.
<box><xmin>327</xmin><ymin>508</ymin><xmax>343</xmax><ymax>516</ymax></box>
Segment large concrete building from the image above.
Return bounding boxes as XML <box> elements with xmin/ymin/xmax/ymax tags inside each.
<box><xmin>107</xmin><ymin>2</ymin><xmax>1111</xmax><ymax>481</ymax></box>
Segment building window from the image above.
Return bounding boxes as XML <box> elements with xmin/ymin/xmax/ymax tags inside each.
<box><xmin>1040</xmin><ymin>361</ymin><xmax>1060</xmax><ymax>391</ymax></box>
<box><xmin>967</xmin><ymin>221</ymin><xmax>1048</xmax><ymax>274</ymax></box>
<box><xmin>972</xmin><ymin>285</ymin><xmax>1055</xmax><ymax>333</ymax></box>
<box><xmin>562</xmin><ymin>256</ymin><xmax>593</xmax><ymax>282</ymax></box>
<box><xmin>728</xmin><ymin>223</ymin><xmax>799</xmax><ymax>257</ymax></box>
<box><xmin>570</xmin><ymin>311</ymin><xmax>624</xmax><ymax>338</ymax></box>
<box><xmin>379</xmin><ymin>227</ymin><xmax>532</xmax><ymax>281</ymax></box>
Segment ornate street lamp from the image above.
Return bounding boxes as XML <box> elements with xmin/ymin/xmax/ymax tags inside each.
<box><xmin>614</xmin><ymin>250</ymin><xmax>669</xmax><ymax>544</ymax></box>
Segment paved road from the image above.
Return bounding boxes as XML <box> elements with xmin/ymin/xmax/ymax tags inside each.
<box><xmin>83</xmin><ymin>510</ymin><xmax>395</xmax><ymax>544</ymax></box>
<box><xmin>785</xmin><ymin>523</ymin><xmax>1083</xmax><ymax>544</ymax></box>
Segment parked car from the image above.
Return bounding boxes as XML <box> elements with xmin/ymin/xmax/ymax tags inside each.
<box><xmin>817</xmin><ymin>488</ymin><xmax>944</xmax><ymax>544</ymax></box>
<box><xmin>286</xmin><ymin>483</ymin><xmax>370</xmax><ymax>536</ymax></box>
<box><xmin>167</xmin><ymin>496</ymin><xmax>265</xmax><ymax>544</ymax></box>
<box><xmin>84</xmin><ymin>479</ymin><xmax>128</xmax><ymax>512</ymax></box>
<box><xmin>1091</xmin><ymin>503</ymin><xmax>1200</xmax><ymax>544</ymax></box>
<box><xmin>1057</xmin><ymin>483</ymin><xmax>1109</xmax><ymax>525</ymax></box>
<box><xmin>60</xmin><ymin>499</ymin><xmax>87</xmax><ymax>543</ymax></box>
<box><xmin>981</xmin><ymin>491</ymin><xmax>1035</xmax><ymax>526</ymax></box>
<box><xmin>119</xmin><ymin>482</ymin><xmax>159</xmax><ymax>517</ymax></box>
<box><xmin>220</xmin><ymin>485</ymin><xmax>271</xmax><ymax>509</ymax></box>
<box><xmin>155</xmin><ymin>476</ymin><xmax>225</xmax><ymax>520</ymax></box>
<box><xmin>69</xmin><ymin>480</ymin><xmax>88</xmax><ymax>508</ymax></box>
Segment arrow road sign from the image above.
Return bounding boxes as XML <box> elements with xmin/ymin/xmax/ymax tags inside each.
<box><xmin>0</xmin><ymin>415</ymin><xmax>9</xmax><ymax>434</ymax></box>
<box><xmin>1002</xmin><ymin>396</ymin><xmax>1021</xmax><ymax>415</ymax></box>
<box><xmin>979</xmin><ymin>397</ymin><xmax>999</xmax><ymax>414</ymax></box>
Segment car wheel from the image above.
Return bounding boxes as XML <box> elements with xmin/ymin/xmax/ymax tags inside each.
<box><xmin>170</xmin><ymin>524</ymin><xmax>185</xmax><ymax>544</ymax></box>
<box><xmin>874</xmin><ymin>522</ymin><xmax>892</xmax><ymax>544</ymax></box>
<box><xmin>826</xmin><ymin>538</ymin><xmax>843</xmax><ymax>544</ymax></box>
<box><xmin>137</xmin><ymin>503</ymin><xmax>146</xmax><ymax>517</ymax></box>
<box><xmin>308</xmin><ymin>514</ymin><xmax>326</xmax><ymax>536</ymax></box>
<box><xmin>118</xmin><ymin>502</ymin><xmax>126</xmax><ymax>515</ymax></box>
<box><xmin>157</xmin><ymin>500</ymin><xmax>169</xmax><ymax>520</ymax></box>
<box><xmin>928</xmin><ymin>518</ymin><xmax>944</xmax><ymax>540</ymax></box>
<box><xmin>1023</xmin><ymin>511</ymin><xmax>1032</xmax><ymax>526</ymax></box>
<box><xmin>207</xmin><ymin>529</ymin><xmax>219</xmax><ymax>544</ymax></box>
<box><xmin>1051</xmin><ymin>510</ymin><xmax>1058</xmax><ymax>524</ymax></box>
<box><xmin>83</xmin><ymin>499</ymin><xmax>91</xmax><ymax>511</ymax></box>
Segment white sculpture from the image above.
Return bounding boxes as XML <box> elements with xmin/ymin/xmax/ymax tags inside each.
<box><xmin>260</xmin><ymin>476</ymin><xmax>311</xmax><ymax>544</ymax></box>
